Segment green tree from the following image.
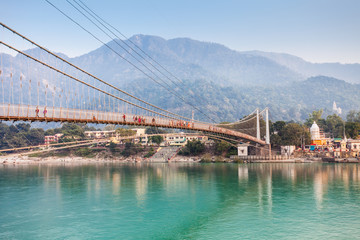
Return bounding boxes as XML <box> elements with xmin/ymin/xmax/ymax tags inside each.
<box><xmin>272</xmin><ymin>121</ymin><xmax>286</xmax><ymax>133</ymax></box>
<box><xmin>179</xmin><ymin>140</ymin><xmax>205</xmax><ymax>156</ymax></box>
<box><xmin>345</xmin><ymin>122</ymin><xmax>360</xmax><ymax>139</ymax></box>
<box><xmin>347</xmin><ymin>110</ymin><xmax>360</xmax><ymax>123</ymax></box>
<box><xmin>149</xmin><ymin>135</ymin><xmax>163</xmax><ymax>145</ymax></box>
<box><xmin>270</xmin><ymin>134</ymin><xmax>282</xmax><ymax>148</ymax></box>
<box><xmin>60</xmin><ymin>123</ymin><xmax>85</xmax><ymax>139</ymax></box>
<box><xmin>325</xmin><ymin>114</ymin><xmax>344</xmax><ymax>138</ymax></box>
<box><xmin>116</xmin><ymin>128</ymin><xmax>136</xmax><ymax>137</ymax></box>
<box><xmin>109</xmin><ymin>141</ymin><xmax>117</xmax><ymax>153</ymax></box>
<box><xmin>26</xmin><ymin>128</ymin><xmax>45</xmax><ymax>145</ymax></box>
<box><xmin>305</xmin><ymin>109</ymin><xmax>324</xmax><ymax>127</ymax></box>
<box><xmin>121</xmin><ymin>142</ymin><xmax>138</xmax><ymax>157</ymax></box>
<box><xmin>16</xmin><ymin>123</ymin><xmax>31</xmax><ymax>132</ymax></box>
<box><xmin>215</xmin><ymin>140</ymin><xmax>231</xmax><ymax>155</ymax></box>
<box><xmin>281</xmin><ymin>123</ymin><xmax>310</xmax><ymax>147</ymax></box>
<box><xmin>45</xmin><ymin>128</ymin><xmax>55</xmax><ymax>136</ymax></box>
<box><xmin>145</xmin><ymin>127</ymin><xmax>167</xmax><ymax>134</ymax></box>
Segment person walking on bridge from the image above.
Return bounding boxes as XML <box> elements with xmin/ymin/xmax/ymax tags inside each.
<box><xmin>123</xmin><ymin>114</ymin><xmax>126</xmax><ymax>122</ymax></box>
<box><xmin>35</xmin><ymin>106</ymin><xmax>39</xmax><ymax>117</ymax></box>
<box><xmin>43</xmin><ymin>107</ymin><xmax>47</xmax><ymax>118</ymax></box>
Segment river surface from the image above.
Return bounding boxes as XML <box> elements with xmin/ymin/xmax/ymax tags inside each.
<box><xmin>1</xmin><ymin>163</ymin><xmax>360</xmax><ymax>239</ymax></box>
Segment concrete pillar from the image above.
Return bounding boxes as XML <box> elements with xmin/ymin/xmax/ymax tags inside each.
<box><xmin>265</xmin><ymin>107</ymin><xmax>270</xmax><ymax>144</ymax></box>
<box><xmin>268</xmin><ymin>144</ymin><xmax>272</xmax><ymax>159</ymax></box>
<box><xmin>256</xmin><ymin>108</ymin><xmax>260</xmax><ymax>140</ymax></box>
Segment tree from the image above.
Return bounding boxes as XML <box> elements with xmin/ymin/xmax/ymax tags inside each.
<box><xmin>149</xmin><ymin>135</ymin><xmax>163</xmax><ymax>145</ymax></box>
<box><xmin>345</xmin><ymin>122</ymin><xmax>360</xmax><ymax>139</ymax></box>
<box><xmin>179</xmin><ymin>140</ymin><xmax>205</xmax><ymax>156</ymax></box>
<box><xmin>325</xmin><ymin>114</ymin><xmax>344</xmax><ymax>138</ymax></box>
<box><xmin>215</xmin><ymin>140</ymin><xmax>231</xmax><ymax>155</ymax></box>
<box><xmin>145</xmin><ymin>127</ymin><xmax>167</xmax><ymax>134</ymax></box>
<box><xmin>281</xmin><ymin>123</ymin><xmax>310</xmax><ymax>147</ymax></box>
<box><xmin>26</xmin><ymin>128</ymin><xmax>45</xmax><ymax>145</ymax></box>
<box><xmin>272</xmin><ymin>121</ymin><xmax>286</xmax><ymax>133</ymax></box>
<box><xmin>45</xmin><ymin>129</ymin><xmax>55</xmax><ymax>136</ymax></box>
<box><xmin>305</xmin><ymin>109</ymin><xmax>324</xmax><ymax>127</ymax></box>
<box><xmin>116</xmin><ymin>128</ymin><xmax>136</xmax><ymax>137</ymax></box>
<box><xmin>121</xmin><ymin>142</ymin><xmax>138</xmax><ymax>157</ymax></box>
<box><xmin>83</xmin><ymin>125</ymin><xmax>98</xmax><ymax>131</ymax></box>
<box><xmin>60</xmin><ymin>123</ymin><xmax>85</xmax><ymax>139</ymax></box>
<box><xmin>347</xmin><ymin>110</ymin><xmax>360</xmax><ymax>123</ymax></box>
<box><xmin>270</xmin><ymin>134</ymin><xmax>282</xmax><ymax>148</ymax></box>
<box><xmin>109</xmin><ymin>141</ymin><xmax>117</xmax><ymax>153</ymax></box>
<box><xmin>16</xmin><ymin>123</ymin><xmax>31</xmax><ymax>132</ymax></box>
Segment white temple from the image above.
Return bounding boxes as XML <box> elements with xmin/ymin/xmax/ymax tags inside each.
<box><xmin>333</xmin><ymin>101</ymin><xmax>342</xmax><ymax>115</ymax></box>
<box><xmin>310</xmin><ymin>121</ymin><xmax>321</xmax><ymax>140</ymax></box>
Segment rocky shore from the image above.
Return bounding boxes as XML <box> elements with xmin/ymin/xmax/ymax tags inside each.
<box><xmin>1</xmin><ymin>154</ymin><xmax>358</xmax><ymax>165</ymax></box>
<box><xmin>0</xmin><ymin>154</ymin><xmax>203</xmax><ymax>165</ymax></box>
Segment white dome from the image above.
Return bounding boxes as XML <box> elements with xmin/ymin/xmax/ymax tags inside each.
<box><xmin>310</xmin><ymin>121</ymin><xmax>319</xmax><ymax>131</ymax></box>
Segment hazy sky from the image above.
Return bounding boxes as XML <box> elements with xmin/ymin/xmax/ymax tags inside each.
<box><xmin>1</xmin><ymin>0</ymin><xmax>359</xmax><ymax>63</ymax></box>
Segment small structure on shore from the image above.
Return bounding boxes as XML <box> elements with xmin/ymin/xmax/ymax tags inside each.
<box><xmin>237</xmin><ymin>144</ymin><xmax>249</xmax><ymax>157</ymax></box>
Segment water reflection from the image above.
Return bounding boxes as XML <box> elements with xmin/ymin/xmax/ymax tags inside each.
<box><xmin>2</xmin><ymin>163</ymin><xmax>360</xmax><ymax>239</ymax></box>
<box><xmin>135</xmin><ymin>172</ymin><xmax>148</xmax><ymax>206</ymax></box>
<box><xmin>1</xmin><ymin>163</ymin><xmax>360</xmax><ymax>212</ymax></box>
<box><xmin>238</xmin><ymin>166</ymin><xmax>248</xmax><ymax>182</ymax></box>
<box><xmin>112</xmin><ymin>172</ymin><xmax>120</xmax><ymax>196</ymax></box>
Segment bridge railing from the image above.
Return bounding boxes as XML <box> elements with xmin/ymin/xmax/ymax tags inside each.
<box><xmin>0</xmin><ymin>103</ymin><xmax>265</xmax><ymax>145</ymax></box>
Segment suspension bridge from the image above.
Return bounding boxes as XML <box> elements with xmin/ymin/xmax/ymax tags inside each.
<box><xmin>0</xmin><ymin>20</ymin><xmax>270</xmax><ymax>152</ymax></box>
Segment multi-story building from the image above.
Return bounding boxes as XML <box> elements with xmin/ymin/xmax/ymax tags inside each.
<box><xmin>85</xmin><ymin>130</ymin><xmax>116</xmax><ymax>139</ymax></box>
<box><xmin>348</xmin><ymin>139</ymin><xmax>360</xmax><ymax>156</ymax></box>
<box><xmin>44</xmin><ymin>133</ymin><xmax>63</xmax><ymax>145</ymax></box>
<box><xmin>138</xmin><ymin>133</ymin><xmax>208</xmax><ymax>146</ymax></box>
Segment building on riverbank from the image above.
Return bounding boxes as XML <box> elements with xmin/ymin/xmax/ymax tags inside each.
<box><xmin>44</xmin><ymin>133</ymin><xmax>63</xmax><ymax>145</ymax></box>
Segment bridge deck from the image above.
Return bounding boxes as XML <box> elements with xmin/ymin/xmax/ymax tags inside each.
<box><xmin>0</xmin><ymin>104</ymin><xmax>266</xmax><ymax>145</ymax></box>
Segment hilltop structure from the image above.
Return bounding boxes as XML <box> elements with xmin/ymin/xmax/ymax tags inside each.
<box><xmin>333</xmin><ymin>101</ymin><xmax>342</xmax><ymax>115</ymax></box>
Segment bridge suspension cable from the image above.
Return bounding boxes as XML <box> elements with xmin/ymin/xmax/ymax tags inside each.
<box><xmin>45</xmin><ymin>0</ymin><xmax>216</xmax><ymax>123</ymax></box>
<box><xmin>0</xmin><ymin>22</ymin><xmax>197</xmax><ymax>123</ymax></box>
<box><xmin>0</xmin><ymin>40</ymin><xmax>192</xmax><ymax>122</ymax></box>
<box><xmin>71</xmin><ymin>0</ymin><xmax>219</xmax><ymax>120</ymax></box>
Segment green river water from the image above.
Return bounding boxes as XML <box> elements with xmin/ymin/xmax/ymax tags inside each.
<box><xmin>1</xmin><ymin>163</ymin><xmax>360</xmax><ymax>239</ymax></box>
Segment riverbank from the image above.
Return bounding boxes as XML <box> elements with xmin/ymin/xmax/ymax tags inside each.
<box><xmin>1</xmin><ymin>154</ymin><xmax>359</xmax><ymax>165</ymax></box>
<box><xmin>0</xmin><ymin>154</ymin><xmax>203</xmax><ymax>165</ymax></box>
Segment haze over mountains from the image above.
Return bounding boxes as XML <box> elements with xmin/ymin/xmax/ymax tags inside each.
<box><xmin>1</xmin><ymin>34</ymin><xmax>360</xmax><ymax>122</ymax></box>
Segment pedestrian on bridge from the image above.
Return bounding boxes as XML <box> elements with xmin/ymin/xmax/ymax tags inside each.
<box><xmin>35</xmin><ymin>106</ymin><xmax>39</xmax><ymax>117</ymax></box>
<box><xmin>123</xmin><ymin>114</ymin><xmax>126</xmax><ymax>122</ymax></box>
<box><xmin>43</xmin><ymin>107</ymin><xmax>47</xmax><ymax>118</ymax></box>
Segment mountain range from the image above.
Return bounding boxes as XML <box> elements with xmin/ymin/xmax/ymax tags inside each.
<box><xmin>1</xmin><ymin>34</ymin><xmax>360</xmax><ymax>122</ymax></box>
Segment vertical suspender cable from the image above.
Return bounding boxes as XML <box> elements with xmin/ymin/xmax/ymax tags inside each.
<box><xmin>0</xmin><ymin>47</ymin><xmax>4</xmax><ymax>117</ymax></box>
<box><xmin>20</xmin><ymin>75</ymin><xmax>22</xmax><ymax>109</ymax></box>
<box><xmin>10</xmin><ymin>53</ymin><xmax>13</xmax><ymax>105</ymax></box>
<box><xmin>1</xmin><ymin>48</ymin><xmax>3</xmax><ymax>105</ymax></box>
<box><xmin>45</xmin><ymin>84</ymin><xmax>48</xmax><ymax>107</ymax></box>
<box><xmin>37</xmin><ymin>51</ymin><xmax>40</xmax><ymax>107</ymax></box>
<box><xmin>27</xmin><ymin>55</ymin><xmax>31</xmax><ymax>107</ymax></box>
<box><xmin>52</xmin><ymin>86</ymin><xmax>55</xmax><ymax>118</ymax></box>
<box><xmin>37</xmin><ymin>80</ymin><xmax>40</xmax><ymax>106</ymax></box>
